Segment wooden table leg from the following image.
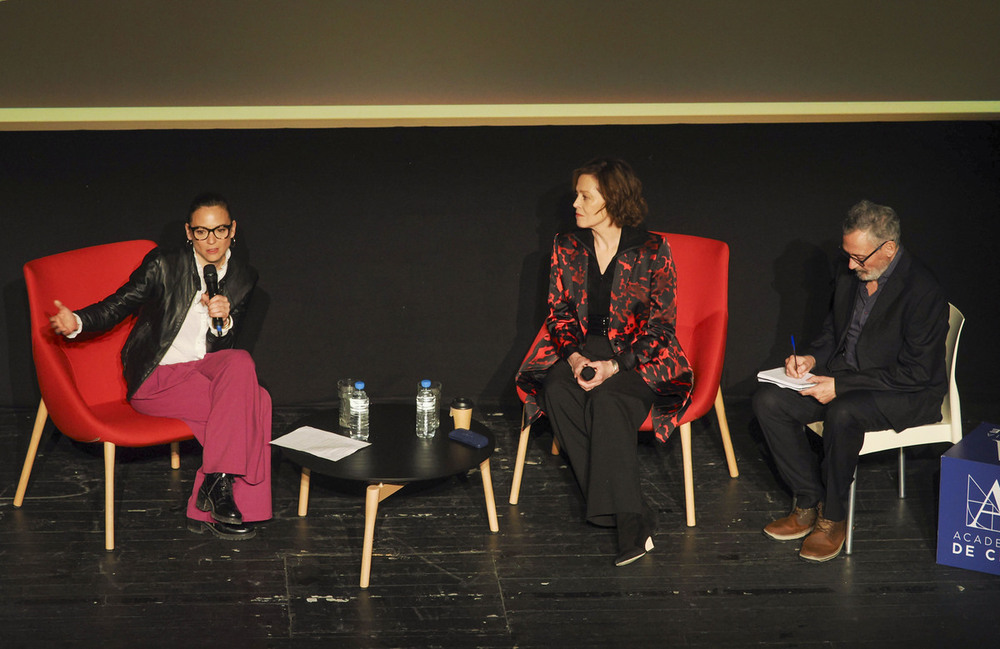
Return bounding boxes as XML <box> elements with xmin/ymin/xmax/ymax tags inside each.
<box><xmin>297</xmin><ymin>468</ymin><xmax>310</xmax><ymax>517</ymax></box>
<box><xmin>479</xmin><ymin>458</ymin><xmax>499</xmax><ymax>533</ymax></box>
<box><xmin>360</xmin><ymin>482</ymin><xmax>403</xmax><ymax>589</ymax></box>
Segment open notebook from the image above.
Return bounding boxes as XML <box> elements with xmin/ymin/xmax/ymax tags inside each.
<box><xmin>756</xmin><ymin>366</ymin><xmax>817</xmax><ymax>391</ymax></box>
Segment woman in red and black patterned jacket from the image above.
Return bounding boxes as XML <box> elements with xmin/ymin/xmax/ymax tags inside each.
<box><xmin>516</xmin><ymin>158</ymin><xmax>693</xmax><ymax>566</ymax></box>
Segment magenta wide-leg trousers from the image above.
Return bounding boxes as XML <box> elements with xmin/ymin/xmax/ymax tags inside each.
<box><xmin>131</xmin><ymin>349</ymin><xmax>273</xmax><ymax>523</ymax></box>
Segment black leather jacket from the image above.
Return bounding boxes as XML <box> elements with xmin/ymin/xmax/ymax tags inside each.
<box><xmin>76</xmin><ymin>246</ymin><xmax>258</xmax><ymax>399</ymax></box>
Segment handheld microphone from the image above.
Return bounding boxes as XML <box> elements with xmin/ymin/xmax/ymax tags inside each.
<box><xmin>202</xmin><ymin>264</ymin><xmax>223</xmax><ymax>334</ymax></box>
<box><xmin>580</xmin><ymin>366</ymin><xmax>596</xmax><ymax>381</ymax></box>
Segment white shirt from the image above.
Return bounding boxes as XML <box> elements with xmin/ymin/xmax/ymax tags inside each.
<box><xmin>160</xmin><ymin>249</ymin><xmax>233</xmax><ymax>365</ymax></box>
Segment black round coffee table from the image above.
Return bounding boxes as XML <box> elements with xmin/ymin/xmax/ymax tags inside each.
<box><xmin>280</xmin><ymin>403</ymin><xmax>499</xmax><ymax>588</ymax></box>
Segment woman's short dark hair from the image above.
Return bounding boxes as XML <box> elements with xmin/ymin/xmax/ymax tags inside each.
<box><xmin>572</xmin><ymin>158</ymin><xmax>648</xmax><ymax>228</ymax></box>
<box><xmin>188</xmin><ymin>192</ymin><xmax>229</xmax><ymax>222</ymax></box>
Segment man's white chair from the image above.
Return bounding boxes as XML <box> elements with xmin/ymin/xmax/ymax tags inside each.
<box><xmin>807</xmin><ymin>303</ymin><xmax>964</xmax><ymax>554</ymax></box>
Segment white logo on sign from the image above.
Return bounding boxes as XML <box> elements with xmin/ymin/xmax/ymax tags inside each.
<box><xmin>989</xmin><ymin>428</ymin><xmax>1000</xmax><ymax>461</ymax></box>
<box><xmin>966</xmin><ymin>476</ymin><xmax>1000</xmax><ymax>532</ymax></box>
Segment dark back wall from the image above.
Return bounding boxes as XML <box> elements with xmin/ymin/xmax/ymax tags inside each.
<box><xmin>2</xmin><ymin>122</ymin><xmax>998</xmax><ymax>418</ymax></box>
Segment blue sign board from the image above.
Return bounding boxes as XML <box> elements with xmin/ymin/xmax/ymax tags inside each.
<box><xmin>937</xmin><ymin>422</ymin><xmax>1000</xmax><ymax>575</ymax></box>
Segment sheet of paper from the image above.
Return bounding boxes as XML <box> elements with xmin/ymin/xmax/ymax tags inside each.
<box><xmin>756</xmin><ymin>366</ymin><xmax>817</xmax><ymax>391</ymax></box>
<box><xmin>270</xmin><ymin>425</ymin><xmax>370</xmax><ymax>462</ymax></box>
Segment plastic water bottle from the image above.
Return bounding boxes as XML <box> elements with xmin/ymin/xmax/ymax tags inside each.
<box><xmin>338</xmin><ymin>378</ymin><xmax>355</xmax><ymax>430</ymax></box>
<box><xmin>415</xmin><ymin>379</ymin><xmax>439</xmax><ymax>438</ymax></box>
<box><xmin>349</xmin><ymin>381</ymin><xmax>369</xmax><ymax>441</ymax></box>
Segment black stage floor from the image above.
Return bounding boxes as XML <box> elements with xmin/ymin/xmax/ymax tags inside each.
<box><xmin>1</xmin><ymin>399</ymin><xmax>997</xmax><ymax>648</ymax></box>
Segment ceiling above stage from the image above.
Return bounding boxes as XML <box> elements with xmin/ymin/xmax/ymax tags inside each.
<box><xmin>1</xmin><ymin>1</ymin><xmax>999</xmax><ymax>128</ymax></box>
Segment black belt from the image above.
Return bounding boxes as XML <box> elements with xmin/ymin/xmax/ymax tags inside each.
<box><xmin>587</xmin><ymin>315</ymin><xmax>610</xmax><ymax>336</ymax></box>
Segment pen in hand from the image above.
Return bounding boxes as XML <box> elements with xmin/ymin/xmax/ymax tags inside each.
<box><xmin>789</xmin><ymin>334</ymin><xmax>802</xmax><ymax>378</ymax></box>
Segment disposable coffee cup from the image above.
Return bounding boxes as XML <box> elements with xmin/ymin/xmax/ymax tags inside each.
<box><xmin>450</xmin><ymin>397</ymin><xmax>474</xmax><ymax>429</ymax></box>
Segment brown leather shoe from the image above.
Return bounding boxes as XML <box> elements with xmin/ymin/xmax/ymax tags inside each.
<box><xmin>763</xmin><ymin>506</ymin><xmax>817</xmax><ymax>541</ymax></box>
<box><xmin>799</xmin><ymin>516</ymin><xmax>847</xmax><ymax>562</ymax></box>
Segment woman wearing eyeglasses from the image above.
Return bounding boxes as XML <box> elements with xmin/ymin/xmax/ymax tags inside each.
<box><xmin>48</xmin><ymin>193</ymin><xmax>270</xmax><ymax>540</ymax></box>
<box><xmin>516</xmin><ymin>158</ymin><xmax>693</xmax><ymax>566</ymax></box>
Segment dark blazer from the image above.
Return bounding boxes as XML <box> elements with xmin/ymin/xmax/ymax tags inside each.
<box><xmin>516</xmin><ymin>227</ymin><xmax>693</xmax><ymax>442</ymax></box>
<box><xmin>807</xmin><ymin>248</ymin><xmax>948</xmax><ymax>432</ymax></box>
<box><xmin>76</xmin><ymin>246</ymin><xmax>258</xmax><ymax>399</ymax></box>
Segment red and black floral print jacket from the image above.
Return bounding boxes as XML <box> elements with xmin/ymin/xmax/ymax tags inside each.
<box><xmin>516</xmin><ymin>228</ymin><xmax>693</xmax><ymax>441</ymax></box>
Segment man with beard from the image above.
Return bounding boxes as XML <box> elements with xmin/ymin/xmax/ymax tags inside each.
<box><xmin>753</xmin><ymin>200</ymin><xmax>948</xmax><ymax>562</ymax></box>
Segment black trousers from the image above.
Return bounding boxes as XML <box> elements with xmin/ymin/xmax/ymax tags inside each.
<box><xmin>542</xmin><ymin>336</ymin><xmax>656</xmax><ymax>527</ymax></box>
<box><xmin>752</xmin><ymin>383</ymin><xmax>892</xmax><ymax>521</ymax></box>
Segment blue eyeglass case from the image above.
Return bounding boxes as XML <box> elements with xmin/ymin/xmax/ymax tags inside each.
<box><xmin>448</xmin><ymin>428</ymin><xmax>489</xmax><ymax>449</ymax></box>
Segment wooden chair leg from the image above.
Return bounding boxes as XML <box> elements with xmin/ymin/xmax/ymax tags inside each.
<box><xmin>898</xmin><ymin>448</ymin><xmax>906</xmax><ymax>499</ymax></box>
<box><xmin>298</xmin><ymin>468</ymin><xmax>311</xmax><ymax>517</ymax></box>
<box><xmin>13</xmin><ymin>398</ymin><xmax>48</xmax><ymax>508</ymax></box>
<box><xmin>480</xmin><ymin>458</ymin><xmax>499</xmax><ymax>532</ymax></box>
<box><xmin>104</xmin><ymin>441</ymin><xmax>116</xmax><ymax>551</ymax></box>
<box><xmin>846</xmin><ymin>467</ymin><xmax>858</xmax><ymax>555</ymax></box>
<box><xmin>714</xmin><ymin>388</ymin><xmax>739</xmax><ymax>478</ymax></box>
<box><xmin>170</xmin><ymin>441</ymin><xmax>180</xmax><ymax>470</ymax></box>
<box><xmin>509</xmin><ymin>412</ymin><xmax>531</xmax><ymax>505</ymax></box>
<box><xmin>680</xmin><ymin>422</ymin><xmax>695</xmax><ymax>527</ymax></box>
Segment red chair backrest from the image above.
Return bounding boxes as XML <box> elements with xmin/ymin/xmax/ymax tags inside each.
<box><xmin>659</xmin><ymin>232</ymin><xmax>729</xmax><ymax>422</ymax></box>
<box><xmin>24</xmin><ymin>241</ymin><xmax>156</xmax><ymax>438</ymax></box>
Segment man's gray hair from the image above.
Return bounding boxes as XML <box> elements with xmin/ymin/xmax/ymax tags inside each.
<box><xmin>843</xmin><ymin>199</ymin><xmax>901</xmax><ymax>242</ymax></box>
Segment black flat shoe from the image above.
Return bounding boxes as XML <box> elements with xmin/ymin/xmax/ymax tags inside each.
<box><xmin>187</xmin><ymin>519</ymin><xmax>256</xmax><ymax>541</ymax></box>
<box><xmin>615</xmin><ymin>535</ymin><xmax>654</xmax><ymax>566</ymax></box>
<box><xmin>196</xmin><ymin>472</ymin><xmax>243</xmax><ymax>524</ymax></box>
<box><xmin>615</xmin><ymin>511</ymin><xmax>655</xmax><ymax>567</ymax></box>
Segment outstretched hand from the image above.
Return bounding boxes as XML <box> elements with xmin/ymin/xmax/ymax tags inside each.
<box><xmin>49</xmin><ymin>300</ymin><xmax>78</xmax><ymax>336</ymax></box>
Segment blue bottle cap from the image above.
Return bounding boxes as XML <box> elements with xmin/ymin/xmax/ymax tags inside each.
<box><xmin>354</xmin><ymin>381</ymin><xmax>365</xmax><ymax>390</ymax></box>
<box><xmin>420</xmin><ymin>379</ymin><xmax>431</xmax><ymax>388</ymax></box>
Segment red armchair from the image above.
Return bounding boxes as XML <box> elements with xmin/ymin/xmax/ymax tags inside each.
<box><xmin>14</xmin><ymin>240</ymin><xmax>193</xmax><ymax>550</ymax></box>
<box><xmin>509</xmin><ymin>232</ymin><xmax>738</xmax><ymax>526</ymax></box>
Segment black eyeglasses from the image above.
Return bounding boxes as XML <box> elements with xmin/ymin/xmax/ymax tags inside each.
<box><xmin>189</xmin><ymin>224</ymin><xmax>233</xmax><ymax>241</ymax></box>
<box><xmin>841</xmin><ymin>240</ymin><xmax>890</xmax><ymax>267</ymax></box>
